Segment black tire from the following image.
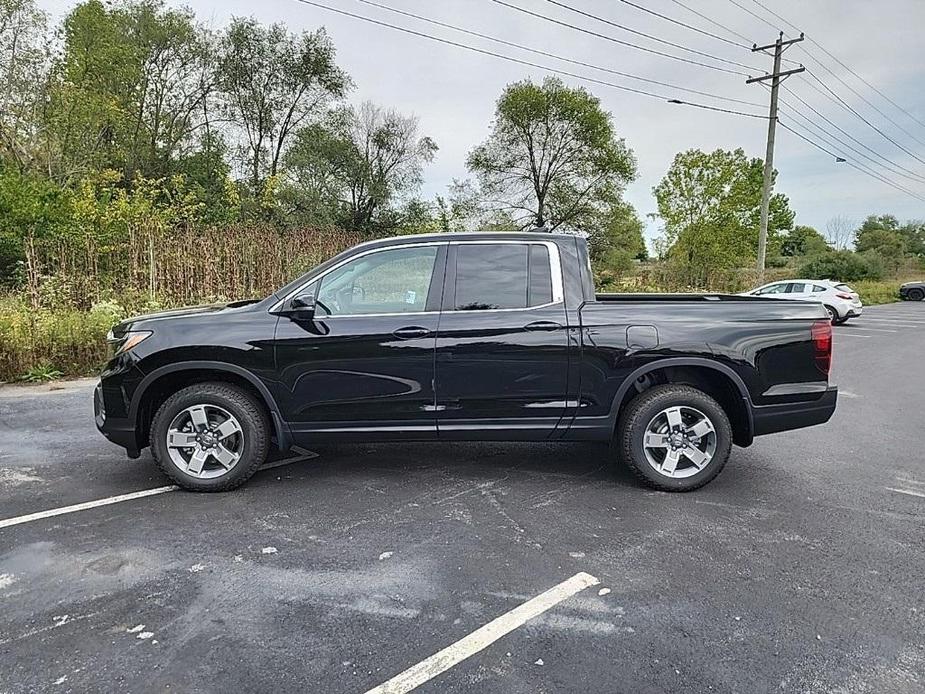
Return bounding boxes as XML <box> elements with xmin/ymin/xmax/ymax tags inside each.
<box><xmin>823</xmin><ymin>305</ymin><xmax>840</xmax><ymax>324</ymax></box>
<box><xmin>908</xmin><ymin>288</ymin><xmax>925</xmax><ymax>301</ymax></box>
<box><xmin>150</xmin><ymin>382</ymin><xmax>270</xmax><ymax>492</ymax></box>
<box><xmin>617</xmin><ymin>384</ymin><xmax>733</xmax><ymax>492</ymax></box>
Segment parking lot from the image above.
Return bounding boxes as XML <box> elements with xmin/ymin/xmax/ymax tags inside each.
<box><xmin>1</xmin><ymin>301</ymin><xmax>924</xmax><ymax>693</ymax></box>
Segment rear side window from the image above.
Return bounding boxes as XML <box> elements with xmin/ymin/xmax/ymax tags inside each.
<box><xmin>787</xmin><ymin>283</ymin><xmax>806</xmax><ymax>293</ymax></box>
<box><xmin>813</xmin><ymin>285</ymin><xmax>826</xmax><ymax>292</ymax></box>
<box><xmin>454</xmin><ymin>244</ymin><xmax>553</xmax><ymax>311</ymax></box>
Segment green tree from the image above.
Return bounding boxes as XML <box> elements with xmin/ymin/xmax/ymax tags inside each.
<box><xmin>284</xmin><ymin>102</ymin><xmax>436</xmax><ymax>233</ymax></box>
<box><xmin>217</xmin><ymin>19</ymin><xmax>349</xmax><ymax>190</ymax></box>
<box><xmin>898</xmin><ymin>221</ymin><xmax>925</xmax><ymax>257</ymax></box>
<box><xmin>781</xmin><ymin>224</ymin><xmax>828</xmax><ymax>256</ymax></box>
<box><xmin>853</xmin><ymin>213</ymin><xmax>924</xmax><ymax>258</ymax></box>
<box><xmin>0</xmin><ymin>0</ymin><xmax>49</xmax><ymax>171</ymax></box>
<box><xmin>586</xmin><ymin>199</ymin><xmax>646</xmax><ymax>261</ymax></box>
<box><xmin>466</xmin><ymin>77</ymin><xmax>636</xmax><ymax>233</ymax></box>
<box><xmin>43</xmin><ymin>0</ymin><xmax>213</xmax><ymax>182</ymax></box>
<box><xmin>654</xmin><ymin>148</ymin><xmax>794</xmax><ymax>284</ymax></box>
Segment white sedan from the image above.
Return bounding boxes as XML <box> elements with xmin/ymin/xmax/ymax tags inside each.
<box><xmin>742</xmin><ymin>279</ymin><xmax>863</xmax><ymax>324</ymax></box>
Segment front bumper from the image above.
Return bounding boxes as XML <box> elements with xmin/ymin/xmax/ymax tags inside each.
<box><xmin>94</xmin><ymin>383</ymin><xmax>141</xmax><ymax>457</ymax></box>
<box><xmin>751</xmin><ymin>385</ymin><xmax>838</xmax><ymax>437</ymax></box>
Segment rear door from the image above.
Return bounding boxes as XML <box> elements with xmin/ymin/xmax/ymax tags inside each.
<box><xmin>434</xmin><ymin>240</ymin><xmax>570</xmax><ymax>440</ymax></box>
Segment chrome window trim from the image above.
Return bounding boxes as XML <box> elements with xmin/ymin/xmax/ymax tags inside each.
<box><xmin>271</xmin><ymin>239</ymin><xmax>564</xmax><ymax>317</ymax></box>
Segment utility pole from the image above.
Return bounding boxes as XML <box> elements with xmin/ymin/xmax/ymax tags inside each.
<box><xmin>747</xmin><ymin>32</ymin><xmax>804</xmax><ymax>281</ymax></box>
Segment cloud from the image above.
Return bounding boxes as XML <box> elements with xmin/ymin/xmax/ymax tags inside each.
<box><xmin>38</xmin><ymin>0</ymin><xmax>925</xmax><ymax>237</ymax></box>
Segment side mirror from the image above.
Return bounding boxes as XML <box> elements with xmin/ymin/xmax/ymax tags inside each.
<box><xmin>290</xmin><ymin>293</ymin><xmax>316</xmax><ymax>318</ymax></box>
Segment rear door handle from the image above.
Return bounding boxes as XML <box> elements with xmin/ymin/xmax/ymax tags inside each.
<box><xmin>524</xmin><ymin>320</ymin><xmax>563</xmax><ymax>331</ymax></box>
<box><xmin>392</xmin><ymin>326</ymin><xmax>432</xmax><ymax>339</ymax></box>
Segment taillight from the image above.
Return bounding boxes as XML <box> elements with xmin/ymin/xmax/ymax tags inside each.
<box><xmin>812</xmin><ymin>320</ymin><xmax>832</xmax><ymax>375</ymax></box>
<box><xmin>835</xmin><ymin>292</ymin><xmax>853</xmax><ymax>300</ymax></box>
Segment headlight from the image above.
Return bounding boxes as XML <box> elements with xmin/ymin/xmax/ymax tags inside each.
<box><xmin>107</xmin><ymin>330</ymin><xmax>152</xmax><ymax>356</ymax></box>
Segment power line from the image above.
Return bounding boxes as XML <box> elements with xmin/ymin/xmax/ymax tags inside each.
<box><xmin>801</xmin><ymin>52</ymin><xmax>925</xmax><ymax>150</ymax></box>
<box><xmin>743</xmin><ymin>0</ymin><xmax>925</xmax><ymax>134</ymax></box>
<box><xmin>489</xmin><ymin>0</ymin><xmax>752</xmax><ymax>77</ymax></box>
<box><xmin>346</xmin><ymin>0</ymin><xmax>764</xmax><ymax>108</ymax></box>
<box><xmin>778</xmin><ymin>120</ymin><xmax>925</xmax><ymax>204</ymax></box>
<box><xmin>539</xmin><ymin>0</ymin><xmax>762</xmax><ymax>73</ymax></box>
<box><xmin>780</xmin><ymin>86</ymin><xmax>925</xmax><ymax>184</ymax></box>
<box><xmin>612</xmin><ymin>0</ymin><xmax>752</xmax><ymax>49</ymax></box>
<box><xmin>291</xmin><ymin>0</ymin><xmax>769</xmax><ymax>119</ymax></box>
<box><xmin>774</xmin><ymin>92</ymin><xmax>925</xmax><ymax>187</ymax></box>
<box><xmin>666</xmin><ymin>0</ymin><xmax>755</xmax><ymax>45</ymax></box>
<box><xmin>804</xmin><ymin>68</ymin><xmax>925</xmax><ymax>167</ymax></box>
<box><xmin>725</xmin><ymin>0</ymin><xmax>780</xmax><ymax>33</ymax></box>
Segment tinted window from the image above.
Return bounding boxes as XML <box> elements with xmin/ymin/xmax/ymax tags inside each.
<box><xmin>813</xmin><ymin>285</ymin><xmax>826</xmax><ymax>292</ymax></box>
<box><xmin>455</xmin><ymin>244</ymin><xmax>527</xmax><ymax>310</ymax></box>
<box><xmin>835</xmin><ymin>283</ymin><xmax>855</xmax><ymax>293</ymax></box>
<box><xmin>757</xmin><ymin>283</ymin><xmax>787</xmax><ymax>295</ymax></box>
<box><xmin>316</xmin><ymin>246</ymin><xmax>438</xmax><ymax>316</ymax></box>
<box><xmin>787</xmin><ymin>283</ymin><xmax>806</xmax><ymax>293</ymax></box>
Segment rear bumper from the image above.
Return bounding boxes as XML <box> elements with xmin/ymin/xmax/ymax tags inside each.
<box><xmin>94</xmin><ymin>383</ymin><xmax>141</xmax><ymax>457</ymax></box>
<box><xmin>751</xmin><ymin>385</ymin><xmax>838</xmax><ymax>437</ymax></box>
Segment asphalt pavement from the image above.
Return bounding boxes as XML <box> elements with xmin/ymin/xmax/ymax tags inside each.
<box><xmin>1</xmin><ymin>302</ymin><xmax>924</xmax><ymax>693</ymax></box>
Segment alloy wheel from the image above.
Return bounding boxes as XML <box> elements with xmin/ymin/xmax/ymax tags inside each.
<box><xmin>642</xmin><ymin>405</ymin><xmax>717</xmax><ymax>479</ymax></box>
<box><xmin>165</xmin><ymin>404</ymin><xmax>244</xmax><ymax>479</ymax></box>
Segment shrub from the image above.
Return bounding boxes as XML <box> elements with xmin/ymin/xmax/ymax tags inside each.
<box><xmin>797</xmin><ymin>250</ymin><xmax>884</xmax><ymax>282</ymax></box>
<box><xmin>0</xmin><ymin>296</ymin><xmax>121</xmax><ymax>382</ymax></box>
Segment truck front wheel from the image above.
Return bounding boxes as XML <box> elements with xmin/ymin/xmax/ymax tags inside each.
<box><xmin>150</xmin><ymin>382</ymin><xmax>270</xmax><ymax>492</ymax></box>
<box><xmin>617</xmin><ymin>385</ymin><xmax>732</xmax><ymax>492</ymax></box>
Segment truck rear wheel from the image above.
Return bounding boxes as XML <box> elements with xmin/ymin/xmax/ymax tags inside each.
<box><xmin>150</xmin><ymin>382</ymin><xmax>270</xmax><ymax>492</ymax></box>
<box><xmin>617</xmin><ymin>384</ymin><xmax>732</xmax><ymax>492</ymax></box>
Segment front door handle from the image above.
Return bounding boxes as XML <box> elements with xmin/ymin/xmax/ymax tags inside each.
<box><xmin>524</xmin><ymin>320</ymin><xmax>563</xmax><ymax>331</ymax></box>
<box><xmin>392</xmin><ymin>326</ymin><xmax>432</xmax><ymax>339</ymax></box>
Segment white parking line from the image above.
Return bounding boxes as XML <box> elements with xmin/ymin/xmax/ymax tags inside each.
<box><xmin>0</xmin><ymin>486</ymin><xmax>178</xmax><ymax>529</ymax></box>
<box><xmin>0</xmin><ymin>450</ymin><xmax>318</xmax><ymax>530</ymax></box>
<box><xmin>835</xmin><ymin>326</ymin><xmax>897</xmax><ymax>333</ymax></box>
<box><xmin>364</xmin><ymin>572</ymin><xmax>600</xmax><ymax>694</ymax></box>
<box><xmin>834</xmin><ymin>333</ymin><xmax>870</xmax><ymax>338</ymax></box>
<box><xmin>854</xmin><ymin>319</ymin><xmax>924</xmax><ymax>326</ymax></box>
<box><xmin>886</xmin><ymin>487</ymin><xmax>925</xmax><ymax>499</ymax></box>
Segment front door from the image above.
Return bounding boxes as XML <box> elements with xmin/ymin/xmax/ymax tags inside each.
<box><xmin>274</xmin><ymin>243</ymin><xmax>447</xmax><ymax>441</ymax></box>
<box><xmin>434</xmin><ymin>241</ymin><xmax>571</xmax><ymax>440</ymax></box>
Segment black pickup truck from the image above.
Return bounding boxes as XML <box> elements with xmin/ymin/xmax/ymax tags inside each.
<box><xmin>95</xmin><ymin>231</ymin><xmax>837</xmax><ymax>492</ymax></box>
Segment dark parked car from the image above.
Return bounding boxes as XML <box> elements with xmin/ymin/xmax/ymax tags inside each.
<box><xmin>96</xmin><ymin>232</ymin><xmax>837</xmax><ymax>493</ymax></box>
<box><xmin>900</xmin><ymin>281</ymin><xmax>925</xmax><ymax>301</ymax></box>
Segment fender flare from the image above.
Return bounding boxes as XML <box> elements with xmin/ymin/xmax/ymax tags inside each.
<box><xmin>129</xmin><ymin>361</ymin><xmax>292</xmax><ymax>451</ymax></box>
<box><xmin>607</xmin><ymin>357</ymin><xmax>754</xmax><ymax>444</ymax></box>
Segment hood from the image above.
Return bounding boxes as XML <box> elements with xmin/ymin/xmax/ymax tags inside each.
<box><xmin>112</xmin><ymin>300</ymin><xmax>261</xmax><ymax>336</ymax></box>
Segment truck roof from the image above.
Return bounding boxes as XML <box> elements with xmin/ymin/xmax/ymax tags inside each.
<box><xmin>352</xmin><ymin>230</ymin><xmax>576</xmax><ymax>251</ymax></box>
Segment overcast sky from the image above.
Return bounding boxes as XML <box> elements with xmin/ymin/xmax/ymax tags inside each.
<box><xmin>39</xmin><ymin>0</ymin><xmax>925</xmax><ymax>244</ymax></box>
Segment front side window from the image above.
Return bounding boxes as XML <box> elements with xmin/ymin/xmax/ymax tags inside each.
<box><xmin>454</xmin><ymin>244</ymin><xmax>554</xmax><ymax>311</ymax></box>
<box><xmin>316</xmin><ymin>246</ymin><xmax>439</xmax><ymax>316</ymax></box>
